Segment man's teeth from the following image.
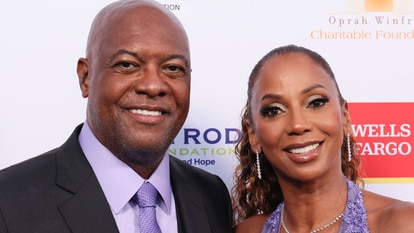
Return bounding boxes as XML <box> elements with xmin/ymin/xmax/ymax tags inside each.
<box><xmin>130</xmin><ymin>109</ymin><xmax>162</xmax><ymax>116</ymax></box>
<box><xmin>289</xmin><ymin>143</ymin><xmax>319</xmax><ymax>154</ymax></box>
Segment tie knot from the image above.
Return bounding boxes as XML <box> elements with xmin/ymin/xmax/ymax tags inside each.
<box><xmin>136</xmin><ymin>182</ymin><xmax>158</xmax><ymax>208</ymax></box>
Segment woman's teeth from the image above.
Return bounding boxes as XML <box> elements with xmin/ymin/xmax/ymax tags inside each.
<box><xmin>289</xmin><ymin>143</ymin><xmax>319</xmax><ymax>154</ymax></box>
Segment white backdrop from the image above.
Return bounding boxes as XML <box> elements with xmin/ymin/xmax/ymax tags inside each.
<box><xmin>1</xmin><ymin>0</ymin><xmax>413</xmax><ymax>202</ymax></box>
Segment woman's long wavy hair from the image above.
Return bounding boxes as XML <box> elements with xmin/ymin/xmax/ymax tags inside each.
<box><xmin>231</xmin><ymin>45</ymin><xmax>364</xmax><ymax>225</ymax></box>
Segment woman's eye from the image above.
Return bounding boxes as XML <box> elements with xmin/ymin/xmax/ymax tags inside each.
<box><xmin>309</xmin><ymin>97</ymin><xmax>329</xmax><ymax>108</ymax></box>
<box><xmin>260</xmin><ymin>105</ymin><xmax>285</xmax><ymax>117</ymax></box>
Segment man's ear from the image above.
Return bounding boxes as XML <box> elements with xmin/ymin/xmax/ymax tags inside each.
<box><xmin>77</xmin><ymin>58</ymin><xmax>90</xmax><ymax>98</ymax></box>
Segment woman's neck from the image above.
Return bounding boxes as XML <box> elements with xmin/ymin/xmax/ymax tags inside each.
<box><xmin>279</xmin><ymin>174</ymin><xmax>348</xmax><ymax>232</ymax></box>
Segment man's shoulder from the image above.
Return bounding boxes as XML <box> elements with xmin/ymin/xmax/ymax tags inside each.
<box><xmin>0</xmin><ymin>124</ymin><xmax>84</xmax><ymax>187</ymax></box>
<box><xmin>0</xmin><ymin>149</ymin><xmax>61</xmax><ymax>211</ymax></box>
<box><xmin>0</xmin><ymin>148</ymin><xmax>58</xmax><ymax>186</ymax></box>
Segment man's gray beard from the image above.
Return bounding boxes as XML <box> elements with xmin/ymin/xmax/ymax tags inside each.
<box><xmin>122</xmin><ymin>143</ymin><xmax>170</xmax><ymax>166</ymax></box>
<box><xmin>118</xmin><ymin>131</ymin><xmax>175</xmax><ymax>166</ymax></box>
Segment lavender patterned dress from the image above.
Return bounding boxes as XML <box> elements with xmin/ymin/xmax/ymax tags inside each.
<box><xmin>261</xmin><ymin>179</ymin><xmax>369</xmax><ymax>233</ymax></box>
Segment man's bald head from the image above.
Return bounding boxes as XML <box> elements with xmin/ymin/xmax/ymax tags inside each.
<box><xmin>85</xmin><ymin>0</ymin><xmax>189</xmax><ymax>59</ymax></box>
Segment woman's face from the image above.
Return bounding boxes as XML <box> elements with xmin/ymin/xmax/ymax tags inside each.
<box><xmin>247</xmin><ymin>53</ymin><xmax>350</xmax><ymax>182</ymax></box>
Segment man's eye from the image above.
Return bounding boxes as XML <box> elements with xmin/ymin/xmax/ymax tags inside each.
<box><xmin>163</xmin><ymin>65</ymin><xmax>187</xmax><ymax>77</ymax></box>
<box><xmin>112</xmin><ymin>61</ymin><xmax>140</xmax><ymax>74</ymax></box>
<box><xmin>167</xmin><ymin>65</ymin><xmax>183</xmax><ymax>72</ymax></box>
<box><xmin>117</xmin><ymin>62</ymin><xmax>136</xmax><ymax>69</ymax></box>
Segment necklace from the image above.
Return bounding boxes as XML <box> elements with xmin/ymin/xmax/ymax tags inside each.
<box><xmin>280</xmin><ymin>206</ymin><xmax>345</xmax><ymax>233</ymax></box>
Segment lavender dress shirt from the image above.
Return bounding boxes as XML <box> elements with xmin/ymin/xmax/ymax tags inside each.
<box><xmin>79</xmin><ymin>122</ymin><xmax>178</xmax><ymax>233</ymax></box>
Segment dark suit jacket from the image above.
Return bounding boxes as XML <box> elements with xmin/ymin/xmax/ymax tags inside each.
<box><xmin>0</xmin><ymin>124</ymin><xmax>233</xmax><ymax>233</ymax></box>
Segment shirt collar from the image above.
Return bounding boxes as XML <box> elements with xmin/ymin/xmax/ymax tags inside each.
<box><xmin>78</xmin><ymin>122</ymin><xmax>172</xmax><ymax>214</ymax></box>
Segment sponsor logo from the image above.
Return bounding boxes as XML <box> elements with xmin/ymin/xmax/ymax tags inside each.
<box><xmin>169</xmin><ymin>127</ymin><xmax>241</xmax><ymax>167</ymax></box>
<box><xmin>349</xmin><ymin>102</ymin><xmax>414</xmax><ymax>178</ymax></box>
<box><xmin>311</xmin><ymin>0</ymin><xmax>414</xmax><ymax>40</ymax></box>
<box><xmin>163</xmin><ymin>3</ymin><xmax>181</xmax><ymax>11</ymax></box>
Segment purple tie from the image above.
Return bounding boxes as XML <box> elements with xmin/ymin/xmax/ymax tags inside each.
<box><xmin>135</xmin><ymin>182</ymin><xmax>162</xmax><ymax>233</ymax></box>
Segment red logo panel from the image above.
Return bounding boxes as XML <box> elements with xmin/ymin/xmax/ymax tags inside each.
<box><xmin>348</xmin><ymin>102</ymin><xmax>414</xmax><ymax>178</ymax></box>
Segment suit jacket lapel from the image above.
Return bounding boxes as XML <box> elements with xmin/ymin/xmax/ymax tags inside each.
<box><xmin>170</xmin><ymin>157</ymin><xmax>211</xmax><ymax>233</ymax></box>
<box><xmin>55</xmin><ymin>125</ymin><xmax>119</xmax><ymax>233</ymax></box>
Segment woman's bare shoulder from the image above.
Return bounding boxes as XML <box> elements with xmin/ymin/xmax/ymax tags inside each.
<box><xmin>234</xmin><ymin>214</ymin><xmax>270</xmax><ymax>233</ymax></box>
<box><xmin>363</xmin><ymin>189</ymin><xmax>414</xmax><ymax>232</ymax></box>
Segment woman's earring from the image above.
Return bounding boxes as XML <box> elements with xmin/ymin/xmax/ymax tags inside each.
<box><xmin>347</xmin><ymin>133</ymin><xmax>352</xmax><ymax>162</ymax></box>
<box><xmin>256</xmin><ymin>151</ymin><xmax>262</xmax><ymax>179</ymax></box>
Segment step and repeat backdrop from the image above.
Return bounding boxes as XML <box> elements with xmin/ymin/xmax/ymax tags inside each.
<box><xmin>1</xmin><ymin>0</ymin><xmax>413</xmax><ymax>201</ymax></box>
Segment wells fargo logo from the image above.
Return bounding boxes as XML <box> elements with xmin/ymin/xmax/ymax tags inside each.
<box><xmin>348</xmin><ymin>102</ymin><xmax>414</xmax><ymax>179</ymax></box>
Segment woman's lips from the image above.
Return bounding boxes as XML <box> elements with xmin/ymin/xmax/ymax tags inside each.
<box><xmin>285</xmin><ymin>142</ymin><xmax>321</xmax><ymax>163</ymax></box>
